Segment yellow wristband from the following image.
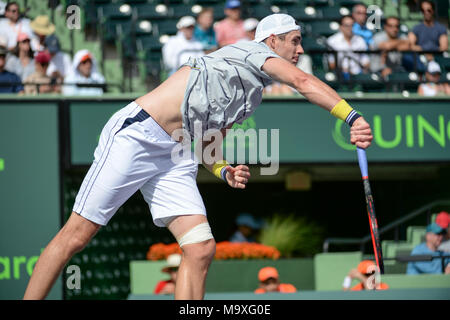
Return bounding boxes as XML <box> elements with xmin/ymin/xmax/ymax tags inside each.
<box><xmin>212</xmin><ymin>160</ymin><xmax>229</xmax><ymax>180</ymax></box>
<box><xmin>331</xmin><ymin>99</ymin><xmax>361</xmax><ymax>126</ymax></box>
<box><xmin>330</xmin><ymin>99</ymin><xmax>353</xmax><ymax>121</ymax></box>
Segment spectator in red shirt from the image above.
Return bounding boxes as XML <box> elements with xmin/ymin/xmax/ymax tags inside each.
<box><xmin>154</xmin><ymin>253</ymin><xmax>181</xmax><ymax>295</ymax></box>
<box><xmin>214</xmin><ymin>0</ymin><xmax>246</xmax><ymax>48</ymax></box>
<box><xmin>254</xmin><ymin>266</ymin><xmax>297</xmax><ymax>294</ymax></box>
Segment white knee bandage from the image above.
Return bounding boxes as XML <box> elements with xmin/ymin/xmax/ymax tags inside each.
<box><xmin>177</xmin><ymin>222</ymin><xmax>214</xmax><ymax>247</ymax></box>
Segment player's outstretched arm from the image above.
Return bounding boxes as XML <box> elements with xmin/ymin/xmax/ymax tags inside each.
<box><xmin>262</xmin><ymin>57</ymin><xmax>373</xmax><ymax>148</ymax></box>
<box><xmin>262</xmin><ymin>57</ymin><xmax>341</xmax><ymax>111</ymax></box>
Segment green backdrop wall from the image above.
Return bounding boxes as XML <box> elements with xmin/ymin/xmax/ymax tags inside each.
<box><xmin>1</xmin><ymin>95</ymin><xmax>449</xmax><ymax>300</ymax></box>
<box><xmin>0</xmin><ymin>103</ymin><xmax>62</xmax><ymax>299</ymax></box>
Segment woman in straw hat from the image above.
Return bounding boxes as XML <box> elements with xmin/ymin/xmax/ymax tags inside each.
<box><xmin>30</xmin><ymin>15</ymin><xmax>55</xmax><ymax>52</ymax></box>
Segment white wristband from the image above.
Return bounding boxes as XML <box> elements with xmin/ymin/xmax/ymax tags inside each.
<box><xmin>343</xmin><ymin>276</ymin><xmax>352</xmax><ymax>288</ymax></box>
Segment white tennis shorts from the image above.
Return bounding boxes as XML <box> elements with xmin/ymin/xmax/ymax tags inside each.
<box><xmin>72</xmin><ymin>101</ymin><xmax>206</xmax><ymax>227</ymax></box>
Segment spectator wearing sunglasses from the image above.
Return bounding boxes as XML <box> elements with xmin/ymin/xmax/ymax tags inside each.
<box><xmin>0</xmin><ymin>1</ymin><xmax>33</xmax><ymax>51</ymax></box>
<box><xmin>409</xmin><ymin>0</ymin><xmax>448</xmax><ymax>53</ymax></box>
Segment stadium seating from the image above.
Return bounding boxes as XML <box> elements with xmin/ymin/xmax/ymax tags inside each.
<box><xmin>97</xmin><ymin>3</ymin><xmax>132</xmax><ymax>21</ymax></box>
<box><xmin>247</xmin><ymin>4</ymin><xmax>274</xmax><ymax>20</ymax></box>
<box><xmin>315</xmin><ymin>71</ymin><xmax>339</xmax><ymax>89</ymax></box>
<box><xmin>301</xmin><ymin>37</ymin><xmax>327</xmax><ymax>51</ymax></box>
<box><xmin>133</xmin><ymin>3</ymin><xmax>170</xmax><ymax>20</ymax></box>
<box><xmin>72</xmin><ymin>0</ymin><xmax>447</xmax><ymax>93</ymax></box>
<box><xmin>435</xmin><ymin>55</ymin><xmax>450</xmax><ymax>72</ymax></box>
<box><xmin>306</xmin><ymin>20</ymin><xmax>340</xmax><ymax>37</ymax></box>
<box><xmin>351</xmin><ymin>73</ymin><xmax>385</xmax><ymax>92</ymax></box>
<box><xmin>153</xmin><ymin>18</ymin><xmax>179</xmax><ymax>36</ymax></box>
<box><xmin>387</xmin><ymin>71</ymin><xmax>420</xmax><ymax>92</ymax></box>
<box><xmin>167</xmin><ymin>3</ymin><xmax>196</xmax><ymax>18</ymax></box>
<box><xmin>320</xmin><ymin>6</ymin><xmax>347</xmax><ymax>20</ymax></box>
<box><xmin>289</xmin><ymin>6</ymin><xmax>320</xmax><ymax>21</ymax></box>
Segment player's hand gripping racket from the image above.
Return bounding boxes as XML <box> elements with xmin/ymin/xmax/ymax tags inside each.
<box><xmin>357</xmin><ymin>147</ymin><xmax>384</xmax><ymax>274</ymax></box>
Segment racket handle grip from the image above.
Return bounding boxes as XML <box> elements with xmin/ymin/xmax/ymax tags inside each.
<box><xmin>357</xmin><ymin>147</ymin><xmax>368</xmax><ymax>178</ymax></box>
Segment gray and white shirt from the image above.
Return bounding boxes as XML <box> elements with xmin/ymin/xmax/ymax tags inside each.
<box><xmin>370</xmin><ymin>31</ymin><xmax>407</xmax><ymax>73</ymax></box>
<box><xmin>181</xmin><ymin>40</ymin><xmax>281</xmax><ymax>139</ymax></box>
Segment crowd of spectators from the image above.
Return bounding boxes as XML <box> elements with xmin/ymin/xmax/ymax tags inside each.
<box><xmin>0</xmin><ymin>1</ymin><xmax>105</xmax><ymax>96</ymax></box>
<box><xmin>325</xmin><ymin>0</ymin><xmax>448</xmax><ymax>92</ymax></box>
<box><xmin>161</xmin><ymin>0</ymin><xmax>448</xmax><ymax>96</ymax></box>
<box><xmin>0</xmin><ymin>0</ymin><xmax>448</xmax><ymax>96</ymax></box>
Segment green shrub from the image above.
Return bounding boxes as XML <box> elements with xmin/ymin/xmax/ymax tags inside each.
<box><xmin>258</xmin><ymin>214</ymin><xmax>324</xmax><ymax>257</ymax></box>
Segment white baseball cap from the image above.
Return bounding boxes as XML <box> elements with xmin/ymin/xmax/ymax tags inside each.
<box><xmin>427</xmin><ymin>61</ymin><xmax>441</xmax><ymax>74</ymax></box>
<box><xmin>244</xmin><ymin>18</ymin><xmax>259</xmax><ymax>32</ymax></box>
<box><xmin>254</xmin><ymin>14</ymin><xmax>300</xmax><ymax>43</ymax></box>
<box><xmin>162</xmin><ymin>253</ymin><xmax>182</xmax><ymax>272</ymax></box>
<box><xmin>176</xmin><ymin>16</ymin><xmax>196</xmax><ymax>29</ymax></box>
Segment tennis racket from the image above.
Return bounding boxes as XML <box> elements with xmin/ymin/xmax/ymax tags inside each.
<box><xmin>357</xmin><ymin>147</ymin><xmax>384</xmax><ymax>274</ymax></box>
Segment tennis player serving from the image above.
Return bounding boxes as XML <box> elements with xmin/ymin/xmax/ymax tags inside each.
<box><xmin>24</xmin><ymin>14</ymin><xmax>372</xmax><ymax>300</ymax></box>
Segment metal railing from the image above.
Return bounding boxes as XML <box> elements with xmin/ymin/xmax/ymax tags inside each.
<box><xmin>323</xmin><ymin>199</ymin><xmax>450</xmax><ymax>253</ymax></box>
<box><xmin>385</xmin><ymin>254</ymin><xmax>450</xmax><ymax>273</ymax></box>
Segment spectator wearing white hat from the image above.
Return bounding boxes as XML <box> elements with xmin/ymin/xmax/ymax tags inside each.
<box><xmin>418</xmin><ymin>61</ymin><xmax>450</xmax><ymax>96</ymax></box>
<box><xmin>63</xmin><ymin>49</ymin><xmax>105</xmax><ymax>96</ymax></box>
<box><xmin>243</xmin><ymin>18</ymin><xmax>259</xmax><ymax>41</ymax></box>
<box><xmin>154</xmin><ymin>253</ymin><xmax>181</xmax><ymax>295</ymax></box>
<box><xmin>162</xmin><ymin>16</ymin><xmax>205</xmax><ymax>75</ymax></box>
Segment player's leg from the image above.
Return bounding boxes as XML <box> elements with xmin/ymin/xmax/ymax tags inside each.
<box><xmin>166</xmin><ymin>215</ymin><xmax>215</xmax><ymax>300</ymax></box>
<box><xmin>24</xmin><ymin>212</ymin><xmax>100</xmax><ymax>299</ymax></box>
<box><xmin>139</xmin><ymin>130</ymin><xmax>213</xmax><ymax>299</ymax></box>
<box><xmin>24</xmin><ymin>102</ymin><xmax>155</xmax><ymax>299</ymax></box>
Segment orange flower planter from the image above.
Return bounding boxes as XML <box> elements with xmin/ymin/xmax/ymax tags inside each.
<box><xmin>147</xmin><ymin>241</ymin><xmax>280</xmax><ymax>260</ymax></box>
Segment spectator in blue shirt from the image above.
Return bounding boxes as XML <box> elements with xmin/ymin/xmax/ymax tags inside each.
<box><xmin>0</xmin><ymin>46</ymin><xmax>24</xmax><ymax>94</ymax></box>
<box><xmin>408</xmin><ymin>0</ymin><xmax>448</xmax><ymax>53</ymax></box>
<box><xmin>352</xmin><ymin>3</ymin><xmax>373</xmax><ymax>47</ymax></box>
<box><xmin>407</xmin><ymin>223</ymin><xmax>450</xmax><ymax>275</ymax></box>
<box><xmin>193</xmin><ymin>7</ymin><xmax>217</xmax><ymax>53</ymax></box>
<box><xmin>229</xmin><ymin>213</ymin><xmax>264</xmax><ymax>243</ymax></box>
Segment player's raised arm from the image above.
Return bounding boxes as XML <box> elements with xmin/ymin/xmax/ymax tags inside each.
<box><xmin>262</xmin><ymin>57</ymin><xmax>372</xmax><ymax>149</ymax></box>
<box><xmin>262</xmin><ymin>56</ymin><xmax>341</xmax><ymax>112</ymax></box>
